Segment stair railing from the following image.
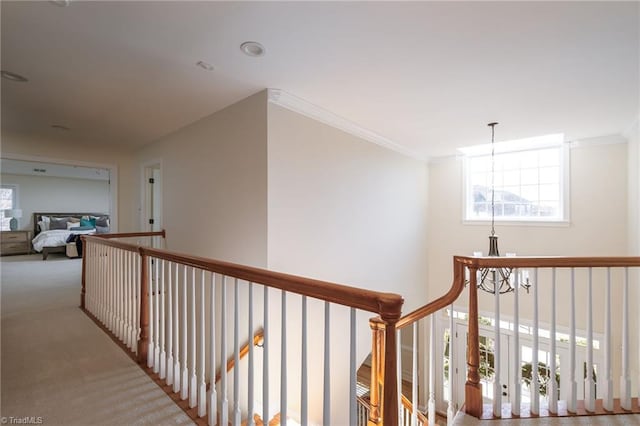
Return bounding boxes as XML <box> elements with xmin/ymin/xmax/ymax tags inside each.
<box><xmin>81</xmin><ymin>233</ymin><xmax>404</xmax><ymax>426</ymax></box>
<box><xmin>457</xmin><ymin>255</ymin><xmax>640</xmax><ymax>420</ymax></box>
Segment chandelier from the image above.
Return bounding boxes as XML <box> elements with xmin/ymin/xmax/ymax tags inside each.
<box><xmin>474</xmin><ymin>122</ymin><xmax>530</xmax><ymax>294</ymax></box>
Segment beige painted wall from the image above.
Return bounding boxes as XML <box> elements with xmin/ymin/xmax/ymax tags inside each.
<box><xmin>428</xmin><ymin>138</ymin><xmax>628</xmax><ymax>296</ymax></box>
<box><xmin>136</xmin><ymin>90</ymin><xmax>268</xmax><ymax>266</ymax></box>
<box><xmin>628</xmin><ymin>119</ymin><xmax>640</xmax><ymax>255</ymax></box>
<box><xmin>267</xmin><ymin>103</ymin><xmax>429</xmax><ymax>422</ymax></box>
<box><xmin>428</xmin><ymin>137</ymin><xmax>632</xmax><ymax>398</ymax></box>
<box><xmin>0</xmin><ymin>132</ymin><xmax>136</xmax><ymax>232</ymax></box>
<box><xmin>0</xmin><ymin>173</ymin><xmax>110</xmax><ymax>231</ymax></box>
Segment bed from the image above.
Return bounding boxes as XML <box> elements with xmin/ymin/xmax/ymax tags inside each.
<box><xmin>31</xmin><ymin>212</ymin><xmax>110</xmax><ymax>260</ymax></box>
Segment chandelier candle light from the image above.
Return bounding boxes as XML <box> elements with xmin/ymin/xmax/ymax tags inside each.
<box><xmin>474</xmin><ymin>122</ymin><xmax>530</xmax><ymax>294</ymax></box>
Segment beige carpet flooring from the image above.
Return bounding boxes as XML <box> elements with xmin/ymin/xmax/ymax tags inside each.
<box><xmin>1</xmin><ymin>254</ymin><xmax>193</xmax><ymax>425</ymax></box>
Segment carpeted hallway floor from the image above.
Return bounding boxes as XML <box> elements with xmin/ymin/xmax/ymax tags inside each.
<box><xmin>1</xmin><ymin>254</ymin><xmax>193</xmax><ymax>425</ymax></box>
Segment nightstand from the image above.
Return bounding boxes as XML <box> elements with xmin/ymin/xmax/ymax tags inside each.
<box><xmin>1</xmin><ymin>230</ymin><xmax>31</xmax><ymax>256</ymax></box>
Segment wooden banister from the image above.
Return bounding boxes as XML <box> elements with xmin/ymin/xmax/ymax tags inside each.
<box><xmin>139</xmin><ymin>246</ymin><xmax>403</xmax><ymax>315</ymax></box>
<box><xmin>96</xmin><ymin>230</ymin><xmax>166</xmax><ymax>239</ymax></box>
<box><xmin>457</xmin><ymin>255</ymin><xmax>640</xmax><ymax>269</ymax></box>
<box><xmin>213</xmin><ymin>329</ymin><xmax>264</xmax><ymax>385</ymax></box>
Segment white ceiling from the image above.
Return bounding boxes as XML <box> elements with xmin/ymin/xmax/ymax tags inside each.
<box><xmin>1</xmin><ymin>1</ymin><xmax>638</xmax><ymax>159</ymax></box>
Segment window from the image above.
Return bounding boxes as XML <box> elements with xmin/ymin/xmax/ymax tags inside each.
<box><xmin>0</xmin><ymin>185</ymin><xmax>18</xmax><ymax>231</ymax></box>
<box><xmin>462</xmin><ymin>135</ymin><xmax>568</xmax><ymax>223</ymax></box>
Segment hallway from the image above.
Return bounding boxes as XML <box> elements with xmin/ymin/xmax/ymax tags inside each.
<box><xmin>0</xmin><ymin>254</ymin><xmax>192</xmax><ymax>425</ymax></box>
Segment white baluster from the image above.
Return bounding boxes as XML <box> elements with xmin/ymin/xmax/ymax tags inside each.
<box><xmin>604</xmin><ymin>267</ymin><xmax>613</xmax><ymax>411</ymax></box>
<box><xmin>349</xmin><ymin>307</ymin><xmax>356</xmax><ymax>426</ymax></box>
<box><xmin>621</xmin><ymin>267</ymin><xmax>631</xmax><ymax>410</ymax></box>
<box><xmin>569</xmin><ymin>268</ymin><xmax>577</xmax><ymax>413</ymax></box>
<box><xmin>147</xmin><ymin>256</ymin><xmax>154</xmax><ymax>368</ymax></box>
<box><xmin>263</xmin><ymin>287</ymin><xmax>269</xmax><ymax>425</ymax></box>
<box><xmin>412</xmin><ymin>322</ymin><xmax>418</xmax><ymax>426</ymax></box>
<box><xmin>110</xmin><ymin>247</ymin><xmax>116</xmax><ymax>333</ymax></box>
<box><xmin>281</xmin><ymin>291</ymin><xmax>288</xmax><ymax>425</ymax></box>
<box><xmin>166</xmin><ymin>262</ymin><xmax>174</xmax><ymax>386</ymax></box>
<box><xmin>585</xmin><ymin>268</ymin><xmax>595</xmax><ymax>412</ymax></box>
<box><xmin>125</xmin><ymin>251</ymin><xmax>132</xmax><ymax>350</ymax></box>
<box><xmin>154</xmin><ymin>258</ymin><xmax>160</xmax><ymax>373</ymax></box>
<box><xmin>512</xmin><ymin>269</ymin><xmax>520</xmax><ymax>417</ymax></box>
<box><xmin>301</xmin><ymin>295</ymin><xmax>308</xmax><ymax>426</ymax></box>
<box><xmin>549</xmin><ymin>268</ymin><xmax>558</xmax><ymax>413</ymax></box>
<box><xmin>493</xmin><ymin>269</ymin><xmax>501</xmax><ymax>418</ymax></box>
<box><xmin>119</xmin><ymin>250</ymin><xmax>125</xmax><ymax>342</ymax></box>
<box><xmin>220</xmin><ymin>276</ymin><xmax>229</xmax><ymax>426</ymax></box>
<box><xmin>198</xmin><ymin>270</ymin><xmax>206</xmax><ymax>417</ymax></box>
<box><xmin>115</xmin><ymin>249</ymin><xmax>121</xmax><ymax>340</ymax></box>
<box><xmin>208</xmin><ymin>273</ymin><xmax>218</xmax><ymax>426</ymax></box>
<box><xmin>323</xmin><ymin>301</ymin><xmax>330</xmax><ymax>425</ymax></box>
<box><xmin>173</xmin><ymin>263</ymin><xmax>181</xmax><ymax>393</ymax></box>
<box><xmin>248</xmin><ymin>283</ymin><xmax>255</xmax><ymax>426</ymax></box>
<box><xmin>190</xmin><ymin>268</ymin><xmax>197</xmax><ymax>408</ymax></box>
<box><xmin>160</xmin><ymin>260</ymin><xmax>167</xmax><ymax>379</ymax></box>
<box><xmin>531</xmin><ymin>268</ymin><xmax>539</xmax><ymax>415</ymax></box>
<box><xmin>181</xmin><ymin>266</ymin><xmax>189</xmax><ymax>400</ymax></box>
<box><xmin>447</xmin><ymin>305</ymin><xmax>455</xmax><ymax>426</ymax></box>
<box><xmin>233</xmin><ymin>279</ymin><xmax>241</xmax><ymax>426</ymax></box>
<box><xmin>428</xmin><ymin>315</ymin><xmax>436</xmax><ymax>426</ymax></box>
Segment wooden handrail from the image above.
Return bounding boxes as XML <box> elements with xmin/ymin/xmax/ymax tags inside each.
<box><xmin>397</xmin><ymin>258</ymin><xmax>466</xmax><ymax>329</ymax></box>
<box><xmin>214</xmin><ymin>329</ymin><xmax>264</xmax><ymax>384</ymax></box>
<box><xmin>83</xmin><ymin>235</ymin><xmax>144</xmax><ymax>252</ymax></box>
<box><xmin>96</xmin><ymin>230</ymin><xmax>166</xmax><ymax>239</ymax></box>
<box><xmin>358</xmin><ymin>393</ymin><xmax>429</xmax><ymax>425</ymax></box>
<box><xmin>457</xmin><ymin>255</ymin><xmax>640</xmax><ymax>268</ymax></box>
<box><xmin>139</xmin><ymin>246</ymin><xmax>404</xmax><ymax>316</ymax></box>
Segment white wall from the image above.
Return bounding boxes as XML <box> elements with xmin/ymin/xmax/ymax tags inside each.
<box><xmin>137</xmin><ymin>91</ymin><xmax>268</xmax><ymax>266</ymax></box>
<box><xmin>428</xmin><ymin>137</ymin><xmax>631</xmax><ymax>399</ymax></box>
<box><xmin>428</xmin><ymin>138</ymin><xmax>628</xmax><ymax>297</ymax></box>
<box><xmin>0</xmin><ymin>132</ymin><xmax>137</xmax><ymax>232</ymax></box>
<box><xmin>627</xmin><ymin>118</ymin><xmax>640</xmax><ymax>255</ymax></box>
<box><xmin>0</xmin><ymin>173</ymin><xmax>110</xmax><ymax>232</ymax></box>
<box><xmin>267</xmin><ymin>103</ymin><xmax>429</xmax><ymax>423</ymax></box>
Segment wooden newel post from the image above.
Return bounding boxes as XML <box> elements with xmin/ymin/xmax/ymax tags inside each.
<box><xmin>368</xmin><ymin>318</ymin><xmax>384</xmax><ymax>425</ymax></box>
<box><xmin>465</xmin><ymin>266</ymin><xmax>483</xmax><ymax>418</ymax></box>
<box><xmin>137</xmin><ymin>250</ymin><xmax>150</xmax><ymax>364</ymax></box>
<box><xmin>80</xmin><ymin>236</ymin><xmax>87</xmax><ymax>309</ymax></box>
<box><xmin>381</xmin><ymin>312</ymin><xmax>400</xmax><ymax>426</ymax></box>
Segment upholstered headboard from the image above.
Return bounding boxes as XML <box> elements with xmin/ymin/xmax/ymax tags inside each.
<box><xmin>32</xmin><ymin>212</ymin><xmax>110</xmax><ymax>237</ymax></box>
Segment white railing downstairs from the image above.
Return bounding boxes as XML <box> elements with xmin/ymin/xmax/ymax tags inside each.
<box><xmin>390</xmin><ymin>255</ymin><xmax>640</xmax><ymax>425</ymax></box>
<box><xmin>81</xmin><ymin>233</ymin><xmax>404</xmax><ymax>426</ymax></box>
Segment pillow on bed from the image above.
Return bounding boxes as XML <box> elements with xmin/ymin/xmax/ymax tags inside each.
<box><xmin>38</xmin><ymin>220</ymin><xmax>50</xmax><ymax>232</ymax></box>
<box><xmin>50</xmin><ymin>217</ymin><xmax>70</xmax><ymax>230</ymax></box>
<box><xmin>80</xmin><ymin>217</ymin><xmax>96</xmax><ymax>227</ymax></box>
<box><xmin>94</xmin><ymin>216</ymin><xmax>109</xmax><ymax>227</ymax></box>
<box><xmin>95</xmin><ymin>225</ymin><xmax>110</xmax><ymax>234</ymax></box>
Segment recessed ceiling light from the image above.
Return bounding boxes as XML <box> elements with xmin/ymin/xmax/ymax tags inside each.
<box><xmin>240</xmin><ymin>41</ymin><xmax>265</xmax><ymax>57</ymax></box>
<box><xmin>51</xmin><ymin>124</ymin><xmax>70</xmax><ymax>131</ymax></box>
<box><xmin>196</xmin><ymin>61</ymin><xmax>215</xmax><ymax>71</ymax></box>
<box><xmin>50</xmin><ymin>0</ymin><xmax>71</xmax><ymax>6</ymax></box>
<box><xmin>1</xmin><ymin>71</ymin><xmax>28</xmax><ymax>82</ymax></box>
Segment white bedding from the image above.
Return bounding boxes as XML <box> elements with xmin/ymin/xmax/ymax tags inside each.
<box><xmin>31</xmin><ymin>229</ymin><xmax>96</xmax><ymax>252</ymax></box>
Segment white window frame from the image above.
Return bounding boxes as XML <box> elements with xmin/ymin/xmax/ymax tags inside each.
<box><xmin>0</xmin><ymin>184</ymin><xmax>19</xmax><ymax>231</ymax></box>
<box><xmin>461</xmin><ymin>142</ymin><xmax>570</xmax><ymax>226</ymax></box>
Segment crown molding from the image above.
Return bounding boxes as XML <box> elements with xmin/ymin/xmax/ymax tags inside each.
<box><xmin>267</xmin><ymin>89</ymin><xmax>425</xmax><ymax>161</ymax></box>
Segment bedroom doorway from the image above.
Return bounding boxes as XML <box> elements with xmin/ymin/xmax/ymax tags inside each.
<box><xmin>142</xmin><ymin>162</ymin><xmax>162</xmax><ymax>244</ymax></box>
